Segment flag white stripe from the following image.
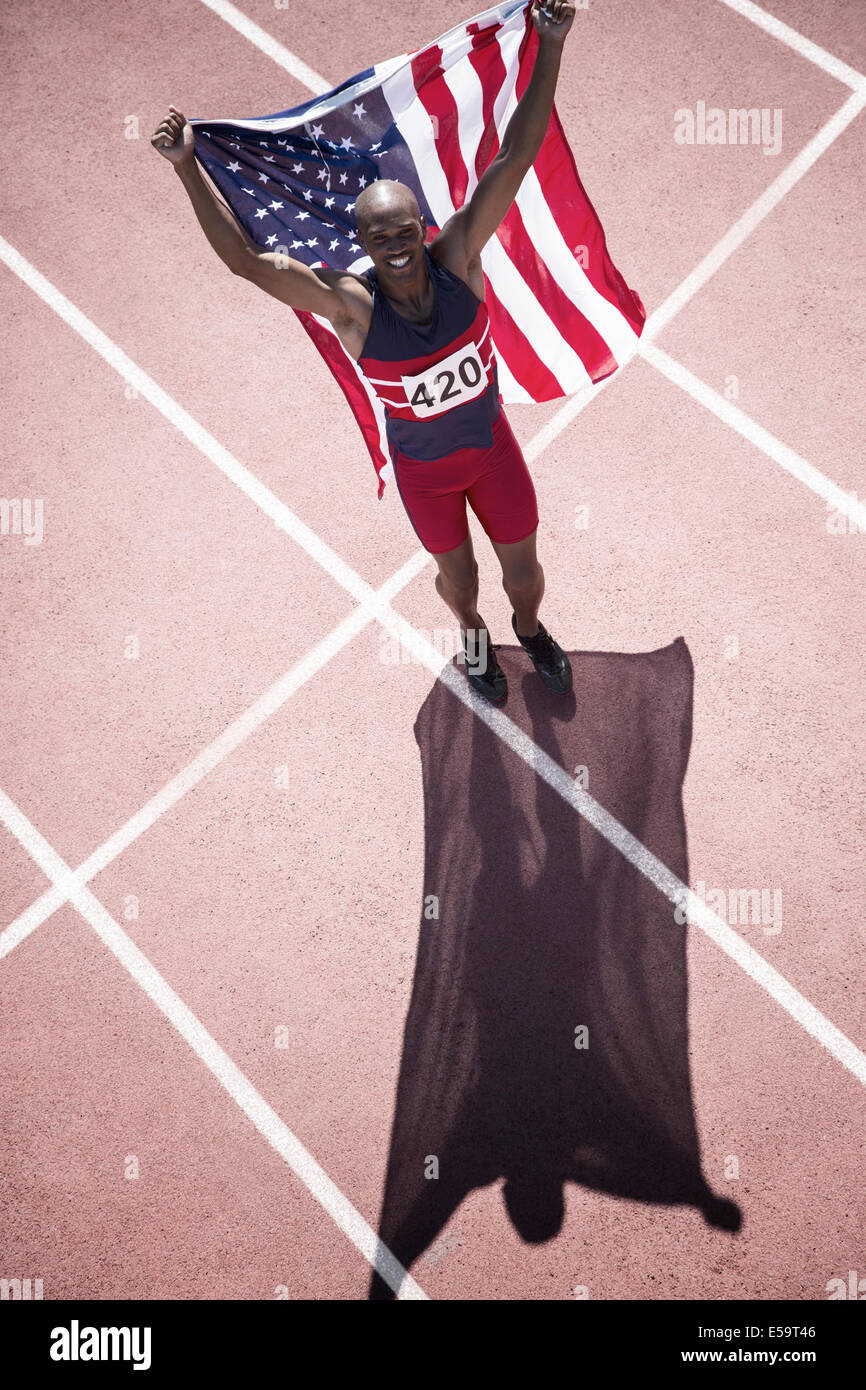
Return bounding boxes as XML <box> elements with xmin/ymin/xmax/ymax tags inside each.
<box><xmin>443</xmin><ymin>59</ymin><xmax>487</xmax><ymax>201</ymax></box>
<box><xmin>384</xmin><ymin>63</ymin><xmax>456</xmax><ymax>222</ymax></box>
<box><xmin>516</xmin><ymin>168</ymin><xmax>642</xmax><ymax>365</ymax></box>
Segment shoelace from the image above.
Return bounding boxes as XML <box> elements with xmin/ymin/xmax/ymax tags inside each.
<box><xmin>521</xmin><ymin>624</ymin><xmax>555</xmax><ymax>657</ymax></box>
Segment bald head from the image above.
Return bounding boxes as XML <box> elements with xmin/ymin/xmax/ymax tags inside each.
<box><xmin>354</xmin><ymin>179</ymin><xmax>422</xmax><ymax>240</ymax></box>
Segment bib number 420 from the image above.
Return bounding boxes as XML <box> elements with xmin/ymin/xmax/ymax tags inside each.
<box><xmin>402</xmin><ymin>342</ymin><xmax>487</xmax><ymax>419</ymax></box>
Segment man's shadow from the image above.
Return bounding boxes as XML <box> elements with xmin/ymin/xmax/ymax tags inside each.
<box><xmin>369</xmin><ymin>636</ymin><xmax>740</xmax><ymax>1299</ymax></box>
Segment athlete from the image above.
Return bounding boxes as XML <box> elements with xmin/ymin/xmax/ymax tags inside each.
<box><xmin>153</xmin><ymin>0</ymin><xmax>576</xmax><ymax>703</ymax></box>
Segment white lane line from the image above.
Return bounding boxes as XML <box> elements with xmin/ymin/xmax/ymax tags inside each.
<box><xmin>0</xmin><ymin>604</ymin><xmax>374</xmax><ymax>959</ymax></box>
<box><xmin>714</xmin><ymin>0</ymin><xmax>866</xmax><ymax>94</ymax></box>
<box><xmin>197</xmin><ymin>0</ymin><xmax>331</xmax><ymax>93</ymax></box>
<box><xmin>641</xmin><ymin>343</ymin><xmax>866</xmax><ymax>530</ymax></box>
<box><xmin>644</xmin><ymin>88</ymin><xmax>866</xmax><ymax>343</ymax></box>
<box><xmin>522</xmin><ymin>378</ymin><xmax>611</xmax><ymax>464</ymax></box>
<box><xmin>0</xmin><ymin>235</ymin><xmax>377</xmax><ymax>613</ymax></box>
<box><xmin>0</xmin><ymin>543</ymin><xmax>435</xmax><ymax>959</ymax></box>
<box><xmin>0</xmin><ymin>786</ymin><xmax>426</xmax><ymax>1301</ymax></box>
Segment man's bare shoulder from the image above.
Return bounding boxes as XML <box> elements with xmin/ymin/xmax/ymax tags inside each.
<box><xmin>428</xmin><ymin>219</ymin><xmax>485</xmax><ymax>302</ymax></box>
<box><xmin>306</xmin><ymin>264</ymin><xmax>374</xmax><ymax>358</ymax></box>
<box><xmin>315</xmin><ymin>264</ymin><xmax>373</xmax><ymax>311</ymax></box>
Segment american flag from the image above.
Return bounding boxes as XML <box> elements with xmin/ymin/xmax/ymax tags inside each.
<box><xmin>189</xmin><ymin>0</ymin><xmax>645</xmax><ymax>498</ymax></box>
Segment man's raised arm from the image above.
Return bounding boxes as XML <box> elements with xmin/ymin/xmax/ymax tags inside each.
<box><xmin>448</xmin><ymin>0</ymin><xmax>575</xmax><ymax>262</ymax></box>
<box><xmin>151</xmin><ymin>105</ymin><xmax>367</xmax><ymax>325</ymax></box>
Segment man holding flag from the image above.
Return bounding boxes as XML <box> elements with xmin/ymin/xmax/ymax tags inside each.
<box><xmin>153</xmin><ymin>0</ymin><xmax>643</xmax><ymax>704</ymax></box>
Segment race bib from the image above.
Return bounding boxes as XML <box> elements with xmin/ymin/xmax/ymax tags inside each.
<box><xmin>401</xmin><ymin>341</ymin><xmax>487</xmax><ymax>419</ymax></box>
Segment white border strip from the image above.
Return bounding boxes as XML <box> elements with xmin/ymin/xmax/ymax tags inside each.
<box><xmin>2</xmin><ymin>0</ymin><xmax>865</xmax><ymax>1300</ymax></box>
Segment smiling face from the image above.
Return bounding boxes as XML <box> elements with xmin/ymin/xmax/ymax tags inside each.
<box><xmin>355</xmin><ymin>180</ymin><xmax>427</xmax><ymax>283</ymax></box>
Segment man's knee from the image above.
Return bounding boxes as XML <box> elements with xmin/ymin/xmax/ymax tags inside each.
<box><xmin>437</xmin><ymin>559</ymin><xmax>478</xmax><ymax>599</ymax></box>
<box><xmin>502</xmin><ymin>560</ymin><xmax>542</xmax><ymax>594</ymax></box>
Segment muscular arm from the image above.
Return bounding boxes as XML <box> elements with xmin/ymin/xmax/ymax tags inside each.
<box><xmin>171</xmin><ymin>157</ymin><xmax>253</xmax><ymax>277</ymax></box>
<box><xmin>444</xmin><ymin>0</ymin><xmax>574</xmax><ymax>265</ymax></box>
<box><xmin>173</xmin><ymin>156</ymin><xmax>366</xmax><ymax>320</ymax></box>
<box><xmin>153</xmin><ymin>106</ymin><xmax>368</xmax><ymax>331</ymax></box>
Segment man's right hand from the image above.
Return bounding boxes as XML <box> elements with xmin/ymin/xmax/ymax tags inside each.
<box><xmin>151</xmin><ymin>106</ymin><xmax>196</xmax><ymax>166</ymax></box>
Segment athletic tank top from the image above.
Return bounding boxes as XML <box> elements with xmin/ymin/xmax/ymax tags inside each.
<box><xmin>357</xmin><ymin>246</ymin><xmax>500</xmax><ymax>462</ymax></box>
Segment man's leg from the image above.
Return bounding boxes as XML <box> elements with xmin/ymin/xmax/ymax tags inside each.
<box><xmin>489</xmin><ymin>529</ymin><xmax>545</xmax><ymax>637</ymax></box>
<box><xmin>432</xmin><ymin>532</ymin><xmax>485</xmax><ymax>638</ymax></box>
<box><xmin>432</xmin><ymin>532</ymin><xmax>508</xmax><ymax>701</ymax></box>
<box><xmin>490</xmin><ymin>527</ymin><xmax>572</xmax><ymax>694</ymax></box>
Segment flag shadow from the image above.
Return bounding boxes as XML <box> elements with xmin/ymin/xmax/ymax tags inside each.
<box><xmin>369</xmin><ymin>635</ymin><xmax>741</xmax><ymax>1299</ymax></box>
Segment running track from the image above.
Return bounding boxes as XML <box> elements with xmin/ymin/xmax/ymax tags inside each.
<box><xmin>1</xmin><ymin>0</ymin><xmax>865</xmax><ymax>1300</ymax></box>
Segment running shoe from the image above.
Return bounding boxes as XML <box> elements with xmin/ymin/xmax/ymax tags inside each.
<box><xmin>511</xmin><ymin>613</ymin><xmax>573</xmax><ymax>694</ymax></box>
<box><xmin>461</xmin><ymin>627</ymin><xmax>508</xmax><ymax>704</ymax></box>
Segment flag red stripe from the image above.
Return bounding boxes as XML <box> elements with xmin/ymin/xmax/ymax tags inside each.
<box><xmin>295</xmin><ymin>309</ymin><xmax>389</xmax><ymax>498</ymax></box>
<box><xmin>410</xmin><ymin>44</ymin><xmax>470</xmax><ymax>208</ymax></box>
<box><xmin>514</xmin><ymin>23</ymin><xmax>645</xmax><ymax>337</ymax></box>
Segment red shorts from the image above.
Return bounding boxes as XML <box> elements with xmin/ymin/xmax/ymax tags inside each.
<box><xmin>390</xmin><ymin>407</ymin><xmax>539</xmax><ymax>555</ymax></box>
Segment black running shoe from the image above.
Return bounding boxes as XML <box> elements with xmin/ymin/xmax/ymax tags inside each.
<box><xmin>511</xmin><ymin>613</ymin><xmax>573</xmax><ymax>693</ymax></box>
<box><xmin>461</xmin><ymin>627</ymin><xmax>508</xmax><ymax>704</ymax></box>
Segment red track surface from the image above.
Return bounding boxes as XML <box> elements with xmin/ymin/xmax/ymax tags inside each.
<box><xmin>1</xmin><ymin>0</ymin><xmax>865</xmax><ymax>1300</ymax></box>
